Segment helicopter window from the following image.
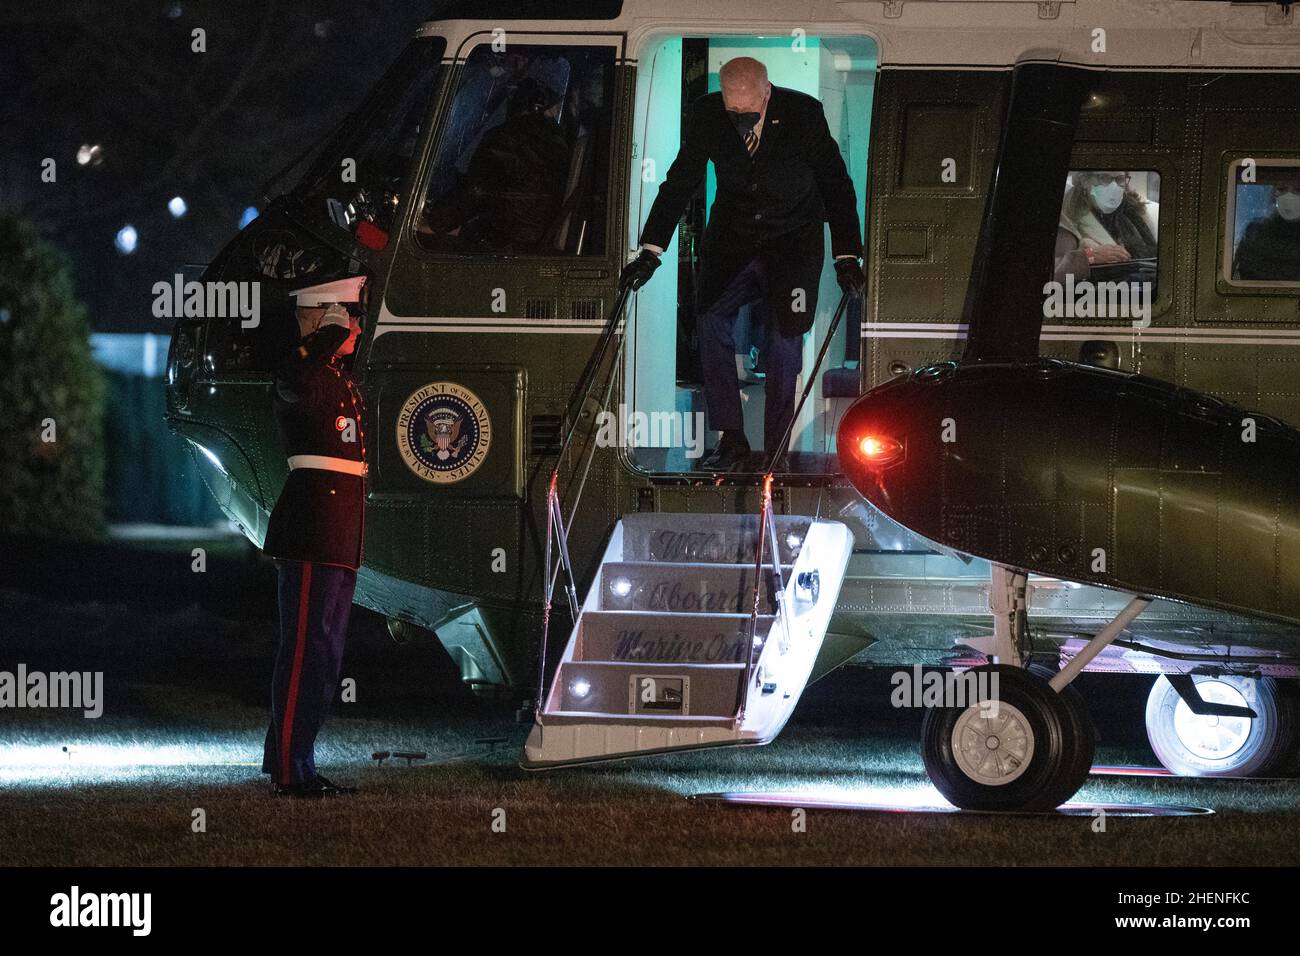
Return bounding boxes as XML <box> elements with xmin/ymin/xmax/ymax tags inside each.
<box><xmin>1054</xmin><ymin>170</ymin><xmax>1161</xmax><ymax>315</ymax></box>
<box><xmin>200</xmin><ymin>228</ymin><xmax>350</xmax><ymax>375</ymax></box>
<box><xmin>415</xmin><ymin>43</ymin><xmax>615</xmax><ymax>256</ymax></box>
<box><xmin>293</xmin><ymin>37</ymin><xmax>445</xmax><ymax>249</ymax></box>
<box><xmin>1226</xmin><ymin>160</ymin><xmax>1300</xmax><ymax>286</ymax></box>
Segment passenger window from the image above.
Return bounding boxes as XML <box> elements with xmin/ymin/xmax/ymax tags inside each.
<box><xmin>293</xmin><ymin>37</ymin><xmax>445</xmax><ymax>248</ymax></box>
<box><xmin>416</xmin><ymin>43</ymin><xmax>616</xmax><ymax>257</ymax></box>
<box><xmin>1226</xmin><ymin>160</ymin><xmax>1300</xmax><ymax>285</ymax></box>
<box><xmin>1053</xmin><ymin>170</ymin><xmax>1161</xmax><ymax>318</ymax></box>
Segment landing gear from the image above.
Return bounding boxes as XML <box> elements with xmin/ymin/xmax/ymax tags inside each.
<box><xmin>921</xmin><ymin>575</ymin><xmax>1148</xmax><ymax>811</ymax></box>
<box><xmin>921</xmin><ymin>664</ymin><xmax>1095</xmax><ymax>811</ymax></box>
<box><xmin>1144</xmin><ymin>675</ymin><xmax>1297</xmax><ymax>778</ymax></box>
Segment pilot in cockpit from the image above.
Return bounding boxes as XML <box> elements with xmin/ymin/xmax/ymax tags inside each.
<box><xmin>420</xmin><ymin>78</ymin><xmax>571</xmax><ymax>254</ymax></box>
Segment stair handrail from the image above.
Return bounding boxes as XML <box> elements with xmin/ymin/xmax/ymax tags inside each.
<box><xmin>536</xmin><ymin>285</ymin><xmax>633</xmax><ymax>714</ymax></box>
<box><xmin>738</xmin><ymin>290</ymin><xmax>855</xmax><ymax>721</ymax></box>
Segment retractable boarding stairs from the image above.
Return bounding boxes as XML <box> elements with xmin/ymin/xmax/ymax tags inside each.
<box><xmin>523</xmin><ymin>512</ymin><xmax>853</xmax><ymax>767</ymax></box>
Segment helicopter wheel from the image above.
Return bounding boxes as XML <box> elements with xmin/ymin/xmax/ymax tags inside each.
<box><xmin>921</xmin><ymin>664</ymin><xmax>1095</xmax><ymax>811</ymax></box>
<box><xmin>1144</xmin><ymin>675</ymin><xmax>1297</xmax><ymax>778</ymax></box>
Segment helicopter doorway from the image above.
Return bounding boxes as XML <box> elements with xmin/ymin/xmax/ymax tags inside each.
<box><xmin>625</xmin><ymin>33</ymin><xmax>876</xmax><ymax>477</ymax></box>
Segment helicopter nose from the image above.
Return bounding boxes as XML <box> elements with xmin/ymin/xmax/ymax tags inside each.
<box><xmin>836</xmin><ymin>370</ymin><xmax>933</xmax><ymax>509</ymax></box>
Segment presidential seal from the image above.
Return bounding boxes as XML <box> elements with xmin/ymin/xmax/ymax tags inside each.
<box><xmin>395</xmin><ymin>382</ymin><xmax>491</xmax><ymax>484</ymax></box>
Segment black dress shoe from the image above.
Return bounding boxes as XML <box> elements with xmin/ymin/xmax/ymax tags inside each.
<box><xmin>699</xmin><ymin>433</ymin><xmax>751</xmax><ymax>472</ymax></box>
<box><xmin>273</xmin><ymin>774</ymin><xmax>358</xmax><ymax>799</ymax></box>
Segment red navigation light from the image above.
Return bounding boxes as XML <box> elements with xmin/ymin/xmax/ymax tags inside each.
<box><xmin>854</xmin><ymin>433</ymin><xmax>903</xmax><ymax>468</ymax></box>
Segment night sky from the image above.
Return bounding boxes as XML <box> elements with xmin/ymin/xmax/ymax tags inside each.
<box><xmin>1</xmin><ymin>0</ymin><xmax>439</xmax><ymax>331</ymax></box>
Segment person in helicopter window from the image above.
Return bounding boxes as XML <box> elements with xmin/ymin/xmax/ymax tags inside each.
<box><xmin>421</xmin><ymin>77</ymin><xmax>572</xmax><ymax>254</ymax></box>
<box><xmin>1059</xmin><ymin>170</ymin><xmax>1158</xmax><ymax>285</ymax></box>
<box><xmin>1053</xmin><ymin>216</ymin><xmax>1091</xmax><ymax>286</ymax></box>
<box><xmin>1233</xmin><ymin>172</ymin><xmax>1300</xmax><ymax>281</ymax></box>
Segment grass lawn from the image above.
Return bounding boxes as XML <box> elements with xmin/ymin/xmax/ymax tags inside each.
<box><xmin>1</xmin><ymin>537</ymin><xmax>1298</xmax><ymax>866</ymax></box>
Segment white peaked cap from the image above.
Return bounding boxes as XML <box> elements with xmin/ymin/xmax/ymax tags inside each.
<box><xmin>290</xmin><ymin>275</ymin><xmax>367</xmax><ymax>307</ymax></box>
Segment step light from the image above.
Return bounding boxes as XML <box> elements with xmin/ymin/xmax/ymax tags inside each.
<box><xmin>795</xmin><ymin>570</ymin><xmax>820</xmax><ymax>604</ymax></box>
<box><xmin>610</xmin><ymin>576</ymin><xmax>632</xmax><ymax>597</ymax></box>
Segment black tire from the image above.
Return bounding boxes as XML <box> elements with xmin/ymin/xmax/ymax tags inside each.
<box><xmin>1029</xmin><ymin>664</ymin><xmax>1096</xmax><ymax>809</ymax></box>
<box><xmin>921</xmin><ymin>665</ymin><xmax>1093</xmax><ymax>811</ymax></box>
<box><xmin>1144</xmin><ymin>675</ymin><xmax>1297</xmax><ymax>777</ymax></box>
<box><xmin>1280</xmin><ymin>679</ymin><xmax>1300</xmax><ymax>775</ymax></box>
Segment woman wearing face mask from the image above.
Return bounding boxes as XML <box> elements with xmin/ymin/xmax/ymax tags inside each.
<box><xmin>1060</xmin><ymin>171</ymin><xmax>1159</xmax><ymax>277</ymax></box>
<box><xmin>1233</xmin><ymin>176</ymin><xmax>1300</xmax><ymax>282</ymax></box>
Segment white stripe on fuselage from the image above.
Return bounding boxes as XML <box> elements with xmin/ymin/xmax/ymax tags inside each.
<box><xmin>375</xmin><ymin>302</ymin><xmax>613</xmax><ymax>337</ymax></box>
<box><xmin>375</xmin><ymin>302</ymin><xmax>1300</xmax><ymax>344</ymax></box>
<box><xmin>860</xmin><ymin>324</ymin><xmax>1300</xmax><ymax>345</ymax></box>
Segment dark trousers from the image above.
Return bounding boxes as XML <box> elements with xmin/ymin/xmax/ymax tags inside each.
<box><xmin>262</xmin><ymin>559</ymin><xmax>356</xmax><ymax>786</ymax></box>
<box><xmin>699</xmin><ymin>256</ymin><xmax>805</xmax><ymax>452</ymax></box>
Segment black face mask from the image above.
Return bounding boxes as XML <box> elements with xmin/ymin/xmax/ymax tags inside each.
<box><xmin>728</xmin><ymin>110</ymin><xmax>760</xmax><ymax>134</ymax></box>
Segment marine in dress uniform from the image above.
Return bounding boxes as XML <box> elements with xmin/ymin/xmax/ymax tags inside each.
<box><xmin>260</xmin><ymin>276</ymin><xmax>368</xmax><ymax>798</ymax></box>
<box><xmin>620</xmin><ymin>56</ymin><xmax>865</xmax><ymax>471</ymax></box>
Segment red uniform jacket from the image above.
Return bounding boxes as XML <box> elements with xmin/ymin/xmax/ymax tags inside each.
<box><xmin>262</xmin><ymin>324</ymin><xmax>367</xmax><ymax>570</ymax></box>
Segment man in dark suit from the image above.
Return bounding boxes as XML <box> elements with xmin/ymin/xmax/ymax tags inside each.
<box><xmin>260</xmin><ymin>276</ymin><xmax>368</xmax><ymax>798</ymax></box>
<box><xmin>620</xmin><ymin>56</ymin><xmax>864</xmax><ymax>471</ymax></box>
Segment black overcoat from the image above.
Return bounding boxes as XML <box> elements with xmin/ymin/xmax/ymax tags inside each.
<box><xmin>639</xmin><ymin>86</ymin><xmax>862</xmax><ymax>335</ymax></box>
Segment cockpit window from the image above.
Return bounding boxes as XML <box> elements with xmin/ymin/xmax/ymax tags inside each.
<box><xmin>415</xmin><ymin>43</ymin><xmax>616</xmax><ymax>257</ymax></box>
<box><xmin>1226</xmin><ymin>160</ymin><xmax>1300</xmax><ymax>286</ymax></box>
<box><xmin>1052</xmin><ymin>170</ymin><xmax>1160</xmax><ymax>320</ymax></box>
<box><xmin>293</xmin><ymin>36</ymin><xmax>445</xmax><ymax>248</ymax></box>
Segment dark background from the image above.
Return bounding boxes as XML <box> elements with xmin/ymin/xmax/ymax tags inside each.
<box><xmin>0</xmin><ymin>0</ymin><xmax>438</xmax><ymax>331</ymax></box>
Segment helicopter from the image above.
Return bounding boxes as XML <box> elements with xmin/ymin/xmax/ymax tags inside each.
<box><xmin>165</xmin><ymin>0</ymin><xmax>1300</xmax><ymax>809</ymax></box>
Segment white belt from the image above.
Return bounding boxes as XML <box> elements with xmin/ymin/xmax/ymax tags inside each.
<box><xmin>288</xmin><ymin>454</ymin><xmax>368</xmax><ymax>476</ymax></box>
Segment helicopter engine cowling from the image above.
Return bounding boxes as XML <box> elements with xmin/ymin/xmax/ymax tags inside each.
<box><xmin>836</xmin><ymin>358</ymin><xmax>1300</xmax><ymax>627</ymax></box>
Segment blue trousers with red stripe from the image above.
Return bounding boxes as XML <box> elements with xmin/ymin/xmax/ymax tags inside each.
<box><xmin>262</xmin><ymin>559</ymin><xmax>357</xmax><ymax>786</ymax></box>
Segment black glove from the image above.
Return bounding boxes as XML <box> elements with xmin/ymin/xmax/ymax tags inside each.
<box><xmin>835</xmin><ymin>257</ymin><xmax>865</xmax><ymax>298</ymax></box>
<box><xmin>619</xmin><ymin>249</ymin><xmax>661</xmax><ymax>291</ymax></box>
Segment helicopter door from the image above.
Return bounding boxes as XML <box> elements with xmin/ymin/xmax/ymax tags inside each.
<box><xmin>623</xmin><ymin>34</ymin><xmax>876</xmax><ymax>476</ymax></box>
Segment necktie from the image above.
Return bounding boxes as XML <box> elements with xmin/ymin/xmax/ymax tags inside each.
<box><xmin>745</xmin><ymin>129</ymin><xmax>758</xmax><ymax>156</ymax></box>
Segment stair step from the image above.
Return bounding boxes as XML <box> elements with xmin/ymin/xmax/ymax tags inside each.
<box><xmin>576</xmin><ymin>611</ymin><xmax>775</xmax><ymax>663</ymax></box>
<box><xmin>552</xmin><ymin>660</ymin><xmax>746</xmax><ymax>718</ymax></box>
<box><xmin>619</xmin><ymin>512</ymin><xmax>812</xmax><ymax>564</ymax></box>
<box><xmin>599</xmin><ymin>562</ymin><xmax>788</xmax><ymax>614</ymax></box>
<box><xmin>538</xmin><ymin>712</ymin><xmax>734</xmax><ymax>727</ymax></box>
<box><xmin>525</xmin><ymin>515</ymin><xmax>857</xmax><ymax>769</ymax></box>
